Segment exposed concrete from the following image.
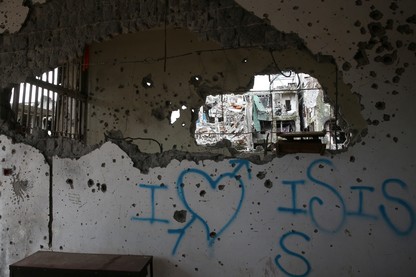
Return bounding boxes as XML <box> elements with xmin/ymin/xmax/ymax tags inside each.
<box><xmin>0</xmin><ymin>0</ymin><xmax>303</xmax><ymax>89</ymax></box>
<box><xmin>0</xmin><ymin>0</ymin><xmax>366</xmax><ymax>165</ymax></box>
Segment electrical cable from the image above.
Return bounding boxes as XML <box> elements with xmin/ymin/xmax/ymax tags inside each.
<box><xmin>269</xmin><ymin>50</ymin><xmax>292</xmax><ymax>77</ymax></box>
<box><xmin>104</xmin><ymin>133</ymin><xmax>163</xmax><ymax>153</ymax></box>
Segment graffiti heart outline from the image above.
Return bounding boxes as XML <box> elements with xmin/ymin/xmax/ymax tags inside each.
<box><xmin>168</xmin><ymin>160</ymin><xmax>251</xmax><ymax>255</ymax></box>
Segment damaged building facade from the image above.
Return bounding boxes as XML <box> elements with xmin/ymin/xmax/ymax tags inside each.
<box><xmin>0</xmin><ymin>0</ymin><xmax>415</xmax><ymax>276</ymax></box>
<box><xmin>195</xmin><ymin>72</ymin><xmax>346</xmax><ymax>152</ymax></box>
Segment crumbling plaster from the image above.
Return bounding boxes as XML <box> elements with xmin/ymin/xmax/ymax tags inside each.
<box><xmin>0</xmin><ymin>0</ymin><xmax>368</xmax><ymax>159</ymax></box>
<box><xmin>87</xmin><ymin>27</ymin><xmax>364</xmax><ymax>154</ymax></box>
<box><xmin>0</xmin><ymin>0</ymin><xmax>415</xmax><ymax>276</ymax></box>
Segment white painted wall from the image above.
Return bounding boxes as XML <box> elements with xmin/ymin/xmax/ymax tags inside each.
<box><xmin>50</xmin><ymin>142</ymin><xmax>416</xmax><ymax>276</ymax></box>
<box><xmin>0</xmin><ymin>0</ymin><xmax>415</xmax><ymax>276</ymax></box>
<box><xmin>0</xmin><ymin>135</ymin><xmax>49</xmax><ymax>277</ymax></box>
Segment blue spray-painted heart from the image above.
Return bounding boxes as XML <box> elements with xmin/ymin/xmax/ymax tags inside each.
<box><xmin>169</xmin><ymin>160</ymin><xmax>250</xmax><ymax>255</ymax></box>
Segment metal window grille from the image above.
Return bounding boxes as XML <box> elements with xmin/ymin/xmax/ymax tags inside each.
<box><xmin>10</xmin><ymin>61</ymin><xmax>87</xmax><ymax>141</ymax></box>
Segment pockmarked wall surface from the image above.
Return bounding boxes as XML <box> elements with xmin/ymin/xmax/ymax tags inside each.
<box><xmin>0</xmin><ymin>135</ymin><xmax>49</xmax><ymax>277</ymax></box>
<box><xmin>51</xmin><ymin>142</ymin><xmax>415</xmax><ymax>276</ymax></box>
<box><xmin>0</xmin><ymin>0</ymin><xmax>415</xmax><ymax>276</ymax></box>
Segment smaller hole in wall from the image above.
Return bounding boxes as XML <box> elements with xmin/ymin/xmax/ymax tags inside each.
<box><xmin>142</xmin><ymin>75</ymin><xmax>154</xmax><ymax>88</ymax></box>
<box><xmin>189</xmin><ymin>75</ymin><xmax>202</xmax><ymax>86</ymax></box>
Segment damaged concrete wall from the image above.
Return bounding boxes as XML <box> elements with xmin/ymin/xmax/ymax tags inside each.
<box><xmin>0</xmin><ymin>135</ymin><xmax>49</xmax><ymax>277</ymax></box>
<box><xmin>87</xmin><ymin>28</ymin><xmax>365</xmax><ymax>152</ymax></box>
<box><xmin>0</xmin><ymin>0</ymin><xmax>415</xmax><ymax>276</ymax></box>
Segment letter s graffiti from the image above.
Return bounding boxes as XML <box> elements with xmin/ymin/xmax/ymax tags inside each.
<box><xmin>379</xmin><ymin>178</ymin><xmax>415</xmax><ymax>236</ymax></box>
<box><xmin>275</xmin><ymin>231</ymin><xmax>311</xmax><ymax>277</ymax></box>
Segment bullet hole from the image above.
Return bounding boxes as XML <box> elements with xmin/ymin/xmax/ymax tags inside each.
<box><xmin>194</xmin><ymin>268</ymin><xmax>199</xmax><ymax>272</ymax></box>
<box><xmin>180</xmin><ymin>183</ymin><xmax>184</xmax><ymax>188</ymax></box>
<box><xmin>408</xmin><ymin>42</ymin><xmax>416</xmax><ymax>51</ymax></box>
<box><xmin>157</xmin><ymin>175</ymin><xmax>162</xmax><ymax>180</ymax></box>
<box><xmin>118</xmin><ymin>84</ymin><xmax>124</xmax><ymax>89</ymax></box>
<box><xmin>407</xmin><ymin>15</ymin><xmax>416</xmax><ymax>24</ymax></box>
<box><xmin>355</xmin><ymin>0</ymin><xmax>362</xmax><ymax>5</ymax></box>
<box><xmin>385</xmin><ymin>19</ymin><xmax>394</xmax><ymax>30</ymax></box>
<box><xmin>151</xmin><ymin>107</ymin><xmax>165</xmax><ymax>121</ymax></box>
<box><xmin>389</xmin><ymin>2</ymin><xmax>398</xmax><ymax>10</ymax></box>
<box><xmin>368</xmin><ymin>22</ymin><xmax>386</xmax><ymax>37</ymax></box>
<box><xmin>371</xmin><ymin>83</ymin><xmax>378</xmax><ymax>89</ymax></box>
<box><xmin>397</xmin><ymin>24</ymin><xmax>413</xmax><ymax>35</ymax></box>
<box><xmin>393</xmin><ymin>137</ymin><xmax>398</xmax><ymax>143</ymax></box>
<box><xmin>314</xmin><ymin>229</ymin><xmax>318</xmax><ymax>233</ymax></box>
<box><xmin>375</xmin><ymin>51</ymin><xmax>397</xmax><ymax>65</ymax></box>
<box><xmin>342</xmin><ymin>62</ymin><xmax>351</xmax><ymax>71</ymax></box>
<box><xmin>383</xmin><ymin>114</ymin><xmax>391</xmax><ymax>121</ymax></box>
<box><xmin>92</xmin><ymin>189</ymin><xmax>96</xmax><ymax>193</ymax></box>
<box><xmin>375</xmin><ymin>101</ymin><xmax>386</xmax><ymax>110</ymax></box>
<box><xmin>189</xmin><ymin>75</ymin><xmax>202</xmax><ymax>86</ymax></box>
<box><xmin>256</xmin><ymin>171</ymin><xmax>266</xmax><ymax>180</ymax></box>
<box><xmin>11</xmin><ymin>149</ymin><xmax>15</xmax><ymax>154</ymax></box>
<box><xmin>101</xmin><ymin>163</ymin><xmax>105</xmax><ymax>167</ymax></box>
<box><xmin>218</xmin><ymin>184</ymin><xmax>225</xmax><ymax>190</ymax></box>
<box><xmin>101</xmin><ymin>184</ymin><xmax>107</xmax><ymax>192</ymax></box>
<box><xmin>142</xmin><ymin>74</ymin><xmax>154</xmax><ymax>88</ymax></box>
<box><xmin>173</xmin><ymin>210</ymin><xmax>187</xmax><ymax>223</ymax></box>
<box><xmin>392</xmin><ymin>90</ymin><xmax>399</xmax><ymax>95</ymax></box>
<box><xmin>242</xmin><ymin>58</ymin><xmax>248</xmax><ymax>63</ymax></box>
<box><xmin>66</xmin><ymin>179</ymin><xmax>74</xmax><ymax>189</ymax></box>
<box><xmin>199</xmin><ymin>190</ymin><xmax>206</xmax><ymax>197</ymax></box>
<box><xmin>395</xmin><ymin>68</ymin><xmax>405</xmax><ymax>75</ymax></box>
<box><xmin>354</xmin><ymin>20</ymin><xmax>361</xmax><ymax>27</ymax></box>
<box><xmin>392</xmin><ymin>76</ymin><xmax>400</xmax><ymax>83</ymax></box>
<box><xmin>369</xmin><ymin>71</ymin><xmax>376</xmax><ymax>77</ymax></box>
<box><xmin>353</xmin><ymin>48</ymin><xmax>369</xmax><ymax>66</ymax></box>
<box><xmin>356</xmin><ymin>178</ymin><xmax>362</xmax><ymax>183</ymax></box>
<box><xmin>210</xmin><ymin>231</ymin><xmax>217</xmax><ymax>238</ymax></box>
<box><xmin>264</xmin><ymin>179</ymin><xmax>273</xmax><ymax>189</ymax></box>
<box><xmin>87</xmin><ymin>179</ymin><xmax>94</xmax><ymax>188</ymax></box>
<box><xmin>360</xmin><ymin>27</ymin><xmax>367</xmax><ymax>34</ymax></box>
<box><xmin>350</xmin><ymin>156</ymin><xmax>355</xmax><ymax>162</ymax></box>
<box><xmin>3</xmin><ymin>168</ymin><xmax>12</xmax><ymax>176</ymax></box>
<box><xmin>369</xmin><ymin>10</ymin><xmax>383</xmax><ymax>20</ymax></box>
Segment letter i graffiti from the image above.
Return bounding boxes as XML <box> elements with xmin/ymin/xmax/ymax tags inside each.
<box><xmin>131</xmin><ymin>184</ymin><xmax>170</xmax><ymax>224</ymax></box>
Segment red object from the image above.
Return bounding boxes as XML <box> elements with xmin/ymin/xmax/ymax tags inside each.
<box><xmin>82</xmin><ymin>45</ymin><xmax>90</xmax><ymax>71</ymax></box>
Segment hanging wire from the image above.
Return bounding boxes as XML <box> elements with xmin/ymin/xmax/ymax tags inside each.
<box><xmin>104</xmin><ymin>133</ymin><xmax>163</xmax><ymax>153</ymax></box>
<box><xmin>269</xmin><ymin>50</ymin><xmax>292</xmax><ymax>77</ymax></box>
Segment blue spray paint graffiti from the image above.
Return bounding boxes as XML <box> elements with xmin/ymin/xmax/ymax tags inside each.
<box><xmin>275</xmin><ymin>231</ymin><xmax>311</xmax><ymax>277</ymax></box>
<box><xmin>131</xmin><ymin>184</ymin><xmax>170</xmax><ymax>224</ymax></box>
<box><xmin>275</xmin><ymin>158</ymin><xmax>415</xmax><ymax>276</ymax></box>
<box><xmin>129</xmin><ymin>157</ymin><xmax>414</xmax><ymax>276</ymax></box>
<box><xmin>168</xmin><ymin>159</ymin><xmax>251</xmax><ymax>255</ymax></box>
<box><xmin>277</xmin><ymin>158</ymin><xmax>415</xmax><ymax>235</ymax></box>
<box><xmin>379</xmin><ymin>178</ymin><xmax>415</xmax><ymax>236</ymax></box>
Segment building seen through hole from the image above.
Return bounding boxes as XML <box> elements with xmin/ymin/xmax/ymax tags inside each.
<box><xmin>195</xmin><ymin>72</ymin><xmax>348</xmax><ymax>152</ymax></box>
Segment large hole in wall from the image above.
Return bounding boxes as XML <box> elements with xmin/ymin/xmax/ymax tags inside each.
<box><xmin>194</xmin><ymin>72</ymin><xmax>349</xmax><ymax>154</ymax></box>
<box><xmin>1</xmin><ymin>27</ymin><xmax>366</xmax><ymax>160</ymax></box>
